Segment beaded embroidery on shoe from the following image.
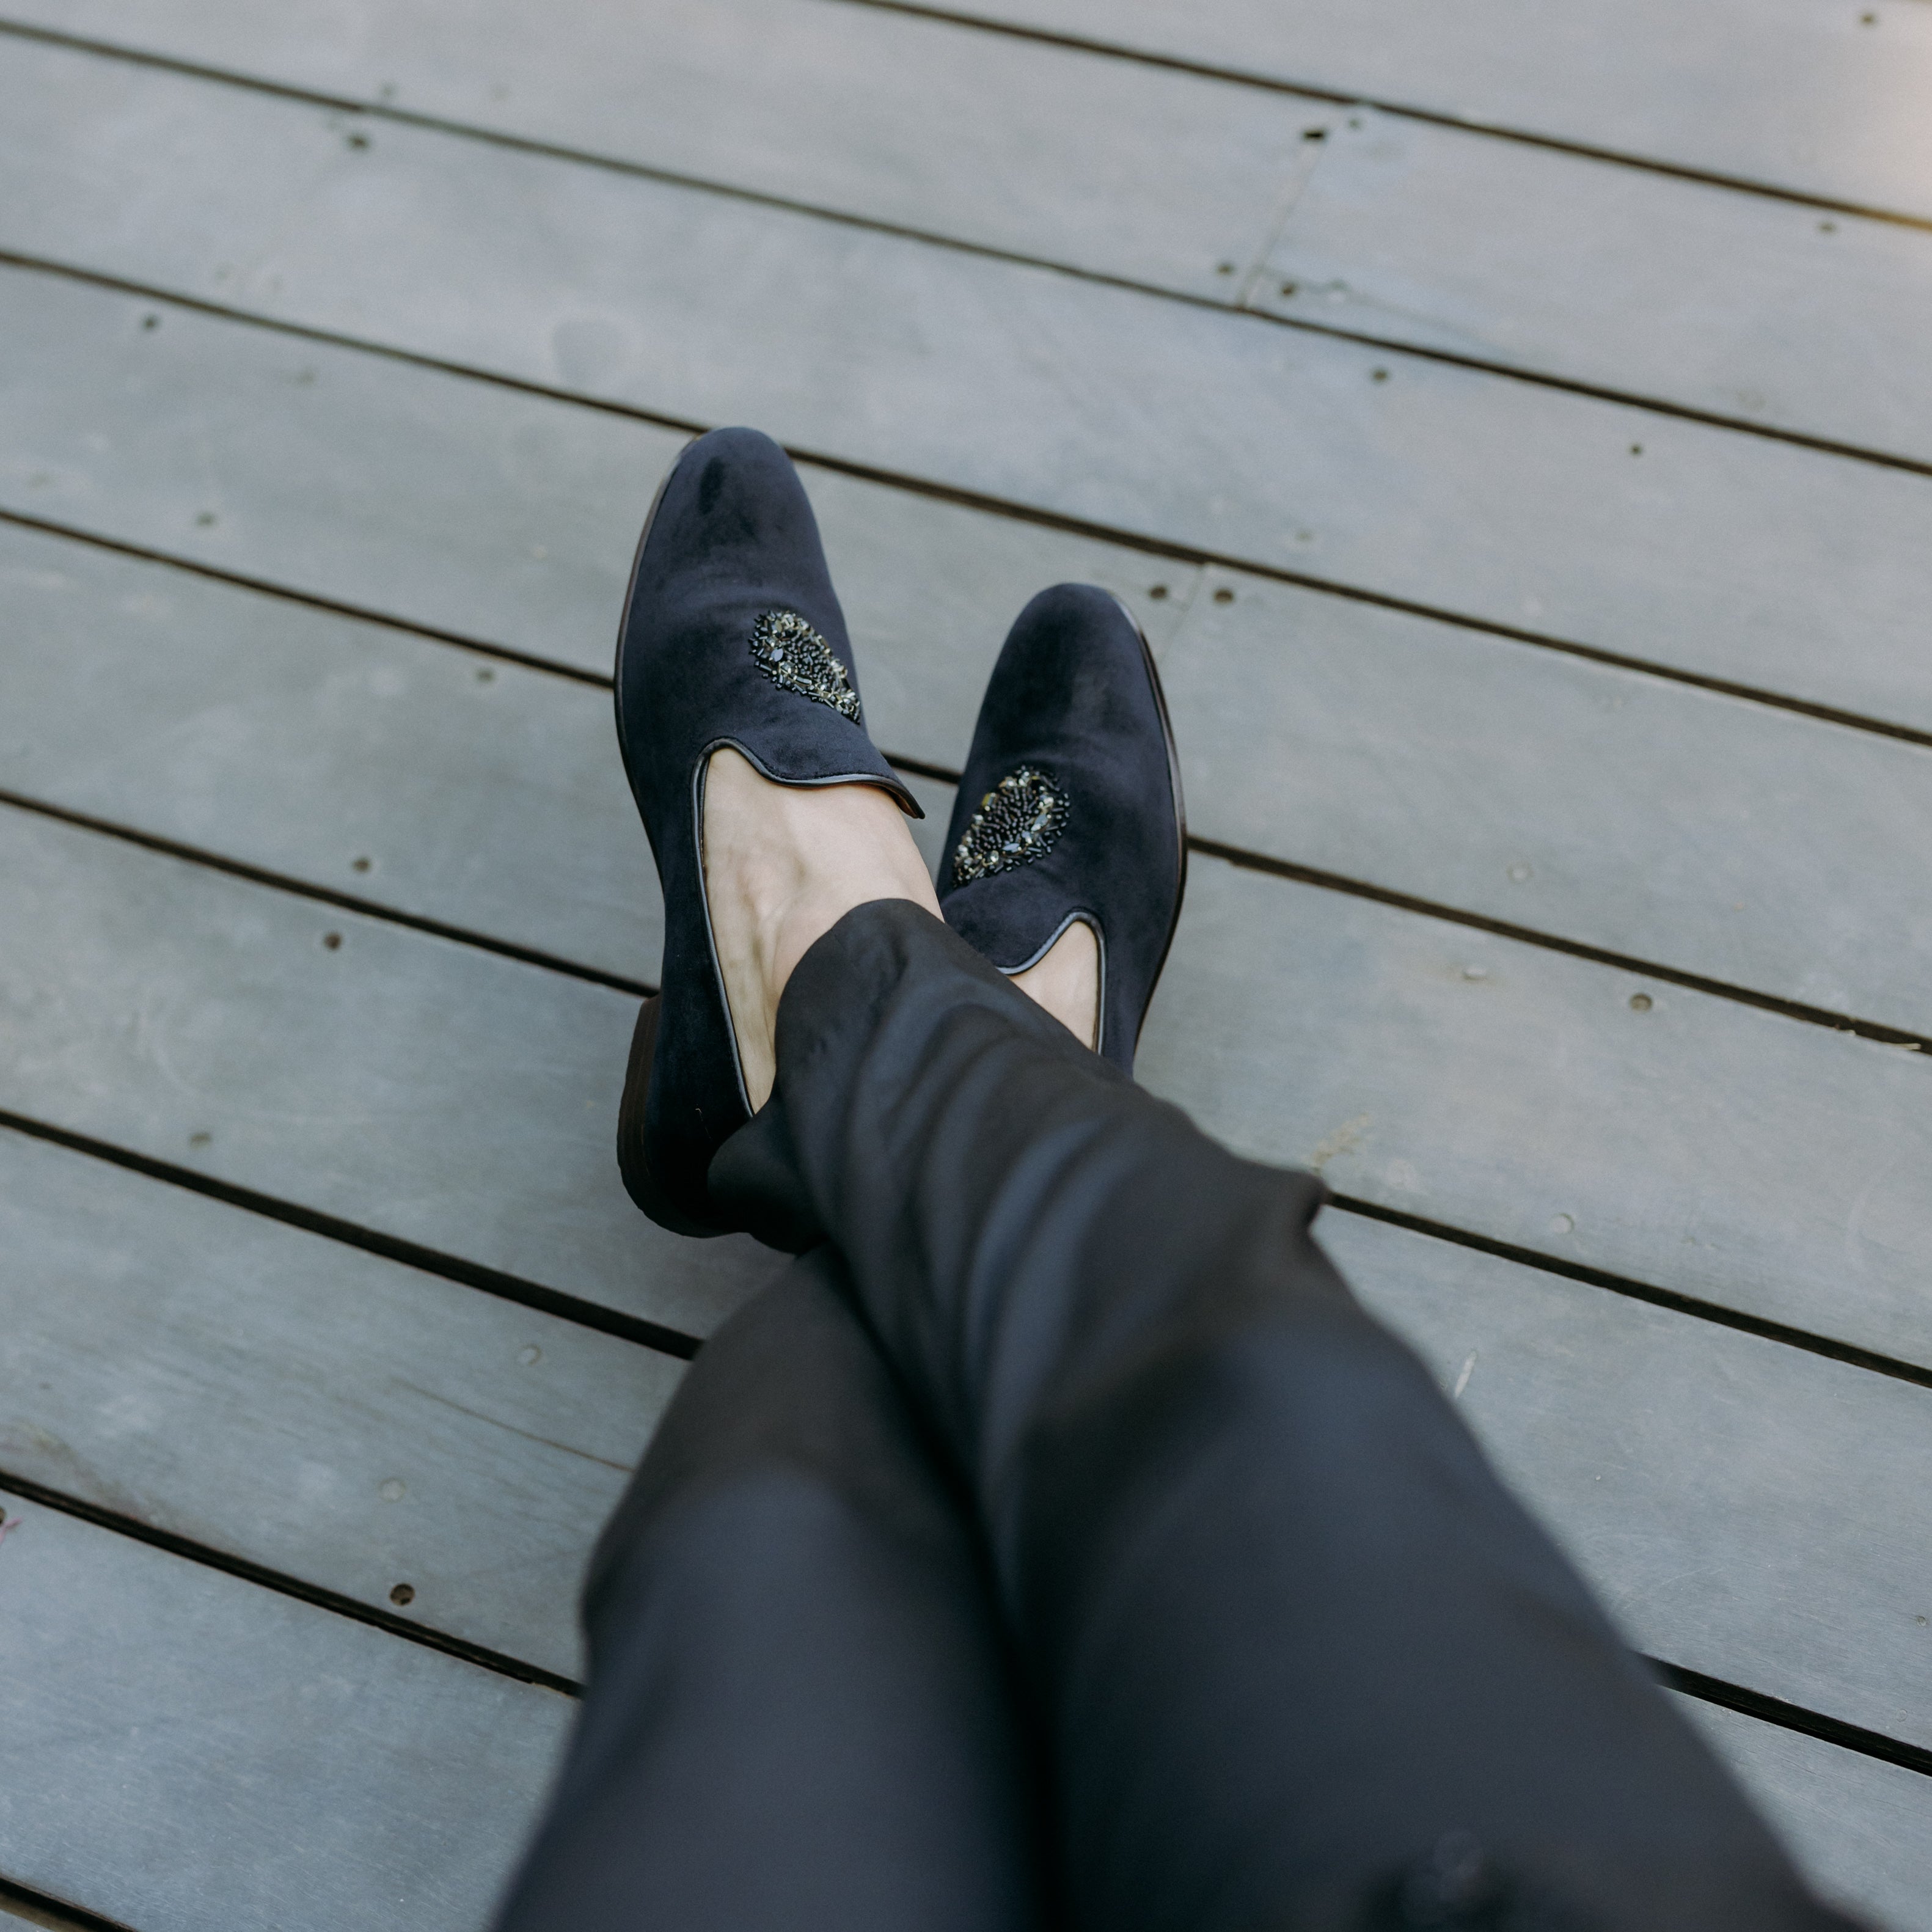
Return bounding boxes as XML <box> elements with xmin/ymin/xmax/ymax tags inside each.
<box><xmin>951</xmin><ymin>766</ymin><xmax>1069</xmax><ymax>885</ymax></box>
<box><xmin>749</xmin><ymin>609</ymin><xmax>862</xmax><ymax>722</ymax></box>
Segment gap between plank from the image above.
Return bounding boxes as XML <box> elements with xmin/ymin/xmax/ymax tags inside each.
<box><xmin>832</xmin><ymin>0</ymin><xmax>1932</xmax><ymax>238</ymax></box>
<box><xmin>0</xmin><ymin>1107</ymin><xmax>702</xmax><ymax>1363</ymax></box>
<box><xmin>3</xmin><ymin>23</ymin><xmax>1932</xmax><ymax>485</ymax></box>
<box><xmin>13</xmin><ymin>260</ymin><xmax>1932</xmax><ymax>769</ymax></box>
<box><xmin>0</xmin><ymin>1462</ymin><xmax>583</xmax><ymax>1697</ymax></box>
<box><xmin>3</xmin><ymin>1403</ymin><xmax>1930</xmax><ymax>1787</ymax></box>
<box><xmin>7</xmin><ymin>712</ymin><xmax>1932</xmax><ymax>1066</ymax></box>
<box><xmin>1327</xmin><ymin>1196</ymin><xmax>1932</xmax><ymax>1399</ymax></box>
<box><xmin>0</xmin><ymin>1876</ymin><xmax>138</xmax><ymax>1932</ymax></box>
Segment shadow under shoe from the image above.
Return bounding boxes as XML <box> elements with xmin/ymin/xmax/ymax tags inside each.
<box><xmin>612</xmin><ymin>426</ymin><xmax>920</xmax><ymax>1236</ymax></box>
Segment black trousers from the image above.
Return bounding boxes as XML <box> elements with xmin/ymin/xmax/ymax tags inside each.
<box><xmin>496</xmin><ymin>901</ymin><xmax>1853</xmax><ymax>1931</ymax></box>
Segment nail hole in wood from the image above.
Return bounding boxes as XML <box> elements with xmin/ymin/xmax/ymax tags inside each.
<box><xmin>1303</xmin><ymin>127</ymin><xmax>1326</xmax><ymax>141</ymax></box>
<box><xmin>1629</xmin><ymin>993</ymin><xmax>1653</xmax><ymax>1012</ymax></box>
<box><xmin>141</xmin><ymin>313</ymin><xmax>160</xmax><ymax>331</ymax></box>
<box><xmin>196</xmin><ymin>511</ymin><xmax>217</xmax><ymax>526</ymax></box>
<box><xmin>1371</xmin><ymin>368</ymin><xmax>1389</xmax><ymax>382</ymax></box>
<box><xmin>1630</xmin><ymin>444</ymin><xmax>1643</xmax><ymax>455</ymax></box>
<box><xmin>189</xmin><ymin>1132</ymin><xmax>212</xmax><ymax>1148</ymax></box>
<box><xmin>390</xmin><ymin>1584</ymin><xmax>415</xmax><ymax>1606</ymax></box>
<box><xmin>1213</xmin><ymin>587</ymin><xmax>1235</xmax><ymax>604</ymax></box>
<box><xmin>346</xmin><ymin>131</ymin><xmax>370</xmax><ymax>150</ymax></box>
<box><xmin>1819</xmin><ymin>219</ymin><xmax>1838</xmax><ymax>233</ymax></box>
<box><xmin>1279</xmin><ymin>280</ymin><xmax>1298</xmax><ymax>298</ymax></box>
<box><xmin>323</xmin><ymin>932</ymin><xmax>343</xmax><ymax>951</ymax></box>
<box><xmin>1147</xmin><ymin>584</ymin><xmax>1168</xmax><ymax>601</ymax></box>
<box><xmin>351</xmin><ymin>856</ymin><xmax>371</xmax><ymax>873</ymax></box>
<box><xmin>1215</xmin><ymin>261</ymin><xmax>1237</xmax><ymax>275</ymax></box>
<box><xmin>475</xmin><ymin>666</ymin><xmax>496</xmax><ymax>683</ymax></box>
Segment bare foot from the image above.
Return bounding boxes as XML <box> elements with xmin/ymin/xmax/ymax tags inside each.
<box><xmin>1011</xmin><ymin>918</ymin><xmax>1100</xmax><ymax>1051</ymax></box>
<box><xmin>703</xmin><ymin>747</ymin><xmax>939</xmax><ymax>1109</ymax></box>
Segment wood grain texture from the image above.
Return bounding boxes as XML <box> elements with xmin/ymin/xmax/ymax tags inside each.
<box><xmin>15</xmin><ymin>2</ymin><xmax>1932</xmax><ymax>467</ymax></box>
<box><xmin>1154</xmin><ymin>566</ymin><xmax>1932</xmax><ymax>1039</ymax></box>
<box><xmin>1328</xmin><ymin>1210</ymin><xmax>1932</xmax><ymax>1755</ymax></box>
<box><xmin>1680</xmin><ymin>1700</ymin><xmax>1932</xmax><ymax>1932</ymax></box>
<box><xmin>0</xmin><ymin>265</ymin><xmax>1195</xmax><ymax>698</ymax></box>
<box><xmin>14</xmin><ymin>499</ymin><xmax>1932</xmax><ymax>1046</ymax></box>
<box><xmin>0</xmin><ymin>1495</ymin><xmax>568</xmax><ymax>1932</ymax></box>
<box><xmin>1136</xmin><ymin>853</ymin><xmax>1932</xmax><ymax>1373</ymax></box>
<box><xmin>5</xmin><ymin>45</ymin><xmax>1932</xmax><ymax>736</ymax></box>
<box><xmin>0</xmin><ymin>0</ymin><xmax>1311</xmax><ymax>301</ymax></box>
<box><xmin>0</xmin><ymin>805</ymin><xmax>782</xmax><ymax>1338</ymax></box>
<box><xmin>9</xmin><ymin>796</ymin><xmax>1932</xmax><ymax>1372</ymax></box>
<box><xmin>1252</xmin><ymin>104</ymin><xmax>1932</xmax><ymax>464</ymax></box>
<box><xmin>0</xmin><ymin>1122</ymin><xmax>679</xmax><ymax>1677</ymax></box>
<box><xmin>920</xmin><ymin>0</ymin><xmax>1932</xmax><ymax>219</ymax></box>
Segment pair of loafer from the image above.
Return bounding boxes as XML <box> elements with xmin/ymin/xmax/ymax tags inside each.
<box><xmin>613</xmin><ymin>428</ymin><xmax>1186</xmax><ymax>1241</ymax></box>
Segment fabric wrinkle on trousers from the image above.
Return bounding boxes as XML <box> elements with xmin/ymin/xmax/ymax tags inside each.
<box><xmin>500</xmin><ymin>898</ymin><xmax>1862</xmax><ymax>1932</ymax></box>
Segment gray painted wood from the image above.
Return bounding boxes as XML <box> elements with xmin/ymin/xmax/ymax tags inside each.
<box><xmin>1681</xmin><ymin>1699</ymin><xmax>1931</xmax><ymax>1931</ymax></box>
<box><xmin>1154</xmin><ymin>565</ymin><xmax>1932</xmax><ymax>1039</ymax></box>
<box><xmin>1252</xmin><ymin>104</ymin><xmax>1932</xmax><ymax>464</ymax></box>
<box><xmin>7</xmin><ymin>48</ymin><xmax>1932</xmax><ymax>736</ymax></box>
<box><xmin>0</xmin><ymin>804</ymin><xmax>781</xmax><ymax>1338</ymax></box>
<box><xmin>0</xmin><ymin>1493</ymin><xmax>569</xmax><ymax>1932</ymax></box>
<box><xmin>0</xmin><ymin>518</ymin><xmax>668</xmax><ymax>983</ymax></box>
<box><xmin>0</xmin><ymin>1122</ymin><xmax>679</xmax><ymax>1678</ymax></box>
<box><xmin>21</xmin><ymin>4</ymin><xmax>1932</xmax><ymax>469</ymax></box>
<box><xmin>15</xmin><ymin>507</ymin><xmax>1932</xmax><ymax>1048</ymax></box>
<box><xmin>0</xmin><ymin>264</ymin><xmax>1196</xmax><ymax>697</ymax></box>
<box><xmin>1326</xmin><ymin>1210</ymin><xmax>1932</xmax><ymax>1755</ymax></box>
<box><xmin>9</xmin><ymin>799</ymin><xmax>1932</xmax><ymax>1372</ymax></box>
<box><xmin>927</xmin><ymin>0</ymin><xmax>1932</xmax><ymax>220</ymax></box>
<box><xmin>1135</xmin><ymin>853</ymin><xmax>1932</xmax><ymax>1372</ymax></box>
<box><xmin>0</xmin><ymin>0</ymin><xmax>1311</xmax><ymax>302</ymax></box>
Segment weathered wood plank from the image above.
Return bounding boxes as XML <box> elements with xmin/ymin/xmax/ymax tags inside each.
<box><xmin>0</xmin><ymin>265</ymin><xmax>1195</xmax><ymax>694</ymax></box>
<box><xmin>0</xmin><ymin>805</ymin><xmax>779</xmax><ymax>1338</ymax></box>
<box><xmin>0</xmin><ymin>1122</ymin><xmax>679</xmax><ymax>1678</ymax></box>
<box><xmin>1138</xmin><ymin>855</ymin><xmax>1932</xmax><ymax>1373</ymax></box>
<box><xmin>0</xmin><ymin>1495</ymin><xmax>568</xmax><ymax>1932</ymax></box>
<box><xmin>6</xmin><ymin>802</ymin><xmax>1931</xmax><ymax>1371</ymax></box>
<box><xmin>921</xmin><ymin>0</ymin><xmax>1932</xmax><ymax>219</ymax></box>
<box><xmin>1251</xmin><ymin>104</ymin><xmax>1932</xmax><ymax>464</ymax></box>
<box><xmin>1327</xmin><ymin>1210</ymin><xmax>1932</xmax><ymax>1756</ymax></box>
<box><xmin>13</xmin><ymin>506</ymin><xmax>1932</xmax><ymax>1045</ymax></box>
<box><xmin>1154</xmin><ymin>566</ymin><xmax>1932</xmax><ymax>1039</ymax></box>
<box><xmin>16</xmin><ymin>2</ymin><xmax>1932</xmax><ymax>467</ymax></box>
<box><xmin>1678</xmin><ymin>1699</ymin><xmax>1932</xmax><ymax>1932</ymax></box>
<box><xmin>13</xmin><ymin>1065</ymin><xmax>1930</xmax><ymax>1757</ymax></box>
<box><xmin>0</xmin><ymin>0</ymin><xmax>1309</xmax><ymax>302</ymax></box>
<box><xmin>5</xmin><ymin>48</ymin><xmax>1931</xmax><ymax>736</ymax></box>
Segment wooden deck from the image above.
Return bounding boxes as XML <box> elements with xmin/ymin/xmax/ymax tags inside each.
<box><xmin>1</xmin><ymin>2</ymin><xmax>1930</xmax><ymax>1923</ymax></box>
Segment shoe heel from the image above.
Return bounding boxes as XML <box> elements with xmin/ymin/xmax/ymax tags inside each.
<box><xmin>617</xmin><ymin>995</ymin><xmax>731</xmax><ymax>1239</ymax></box>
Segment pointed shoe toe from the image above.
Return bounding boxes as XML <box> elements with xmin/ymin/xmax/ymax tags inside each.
<box><xmin>937</xmin><ymin>584</ymin><xmax>1185</xmax><ymax>1075</ymax></box>
<box><xmin>615</xmin><ymin>426</ymin><xmax>920</xmax><ymax>1236</ymax></box>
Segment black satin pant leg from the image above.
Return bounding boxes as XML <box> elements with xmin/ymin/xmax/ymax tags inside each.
<box><xmin>711</xmin><ymin>899</ymin><xmax>1857</xmax><ymax>1932</ymax></box>
<box><xmin>492</xmin><ymin>1247</ymin><xmax>1045</xmax><ymax>1932</ymax></box>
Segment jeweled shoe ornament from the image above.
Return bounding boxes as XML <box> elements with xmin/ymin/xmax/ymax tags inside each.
<box><xmin>749</xmin><ymin>609</ymin><xmax>863</xmax><ymax>723</ymax></box>
<box><xmin>950</xmin><ymin>766</ymin><xmax>1069</xmax><ymax>885</ymax></box>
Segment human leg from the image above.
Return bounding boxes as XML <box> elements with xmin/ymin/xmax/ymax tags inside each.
<box><xmin>492</xmin><ymin>1248</ymin><xmax>1045</xmax><ymax>1932</ymax></box>
<box><xmin>709</xmin><ymin>902</ymin><xmax>1855</xmax><ymax>1932</ymax></box>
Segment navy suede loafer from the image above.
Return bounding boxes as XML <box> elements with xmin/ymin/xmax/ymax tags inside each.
<box><xmin>937</xmin><ymin>584</ymin><xmax>1185</xmax><ymax>1075</ymax></box>
<box><xmin>615</xmin><ymin>428</ymin><xmax>921</xmax><ymax>1236</ymax></box>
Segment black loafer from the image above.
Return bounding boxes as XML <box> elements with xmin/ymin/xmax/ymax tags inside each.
<box><xmin>615</xmin><ymin>428</ymin><xmax>921</xmax><ymax>1236</ymax></box>
<box><xmin>937</xmin><ymin>584</ymin><xmax>1185</xmax><ymax>1075</ymax></box>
